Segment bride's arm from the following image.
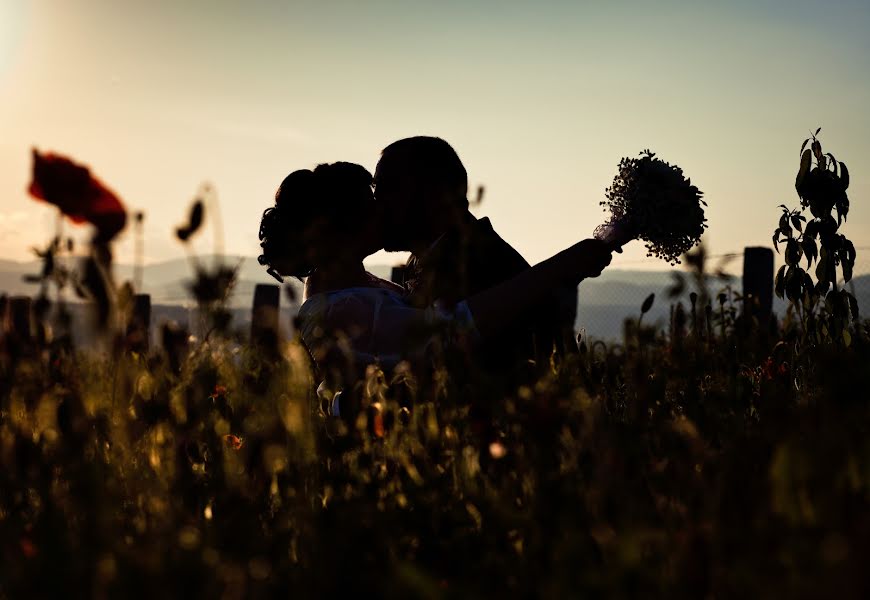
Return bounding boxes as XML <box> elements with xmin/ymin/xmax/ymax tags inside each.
<box><xmin>465</xmin><ymin>238</ymin><xmax>612</xmax><ymax>339</ymax></box>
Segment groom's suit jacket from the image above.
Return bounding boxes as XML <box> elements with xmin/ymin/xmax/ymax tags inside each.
<box><xmin>405</xmin><ymin>212</ymin><xmax>577</xmax><ymax>374</ymax></box>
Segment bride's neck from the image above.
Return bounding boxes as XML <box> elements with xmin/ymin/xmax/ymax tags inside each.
<box><xmin>305</xmin><ymin>260</ymin><xmax>368</xmax><ymax>297</ymax></box>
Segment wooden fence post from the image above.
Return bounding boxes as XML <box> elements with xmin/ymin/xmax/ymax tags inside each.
<box><xmin>0</xmin><ymin>295</ymin><xmax>8</xmax><ymax>335</ymax></box>
<box><xmin>7</xmin><ymin>296</ymin><xmax>33</xmax><ymax>342</ymax></box>
<box><xmin>742</xmin><ymin>247</ymin><xmax>774</xmax><ymax>319</ymax></box>
<box><xmin>126</xmin><ymin>293</ymin><xmax>152</xmax><ymax>352</ymax></box>
<box><xmin>251</xmin><ymin>284</ymin><xmax>280</xmax><ymax>349</ymax></box>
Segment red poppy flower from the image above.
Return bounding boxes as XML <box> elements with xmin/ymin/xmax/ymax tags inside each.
<box><xmin>761</xmin><ymin>357</ymin><xmax>775</xmax><ymax>381</ymax></box>
<box><xmin>20</xmin><ymin>537</ymin><xmax>37</xmax><ymax>558</ymax></box>
<box><xmin>373</xmin><ymin>411</ymin><xmax>385</xmax><ymax>438</ymax></box>
<box><xmin>224</xmin><ymin>434</ymin><xmax>243</xmax><ymax>450</ymax></box>
<box><xmin>29</xmin><ymin>149</ymin><xmax>127</xmax><ymax>242</ymax></box>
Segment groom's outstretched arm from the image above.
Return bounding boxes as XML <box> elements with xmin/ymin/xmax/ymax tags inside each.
<box><xmin>465</xmin><ymin>239</ymin><xmax>612</xmax><ymax>340</ymax></box>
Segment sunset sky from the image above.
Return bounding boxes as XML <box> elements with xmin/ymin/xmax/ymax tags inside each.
<box><xmin>1</xmin><ymin>0</ymin><xmax>868</xmax><ymax>274</ymax></box>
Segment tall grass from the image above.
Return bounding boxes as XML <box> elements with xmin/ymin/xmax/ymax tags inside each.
<box><xmin>2</xmin><ymin>138</ymin><xmax>868</xmax><ymax>598</ymax></box>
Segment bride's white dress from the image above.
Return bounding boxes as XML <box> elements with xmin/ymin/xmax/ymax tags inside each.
<box><xmin>297</xmin><ymin>287</ymin><xmax>476</xmax><ymax>369</ymax></box>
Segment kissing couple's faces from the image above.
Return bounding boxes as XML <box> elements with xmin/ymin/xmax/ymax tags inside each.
<box><xmin>374</xmin><ymin>155</ymin><xmax>453</xmax><ymax>253</ymax></box>
<box><xmin>373</xmin><ymin>154</ymin><xmax>415</xmax><ymax>252</ymax></box>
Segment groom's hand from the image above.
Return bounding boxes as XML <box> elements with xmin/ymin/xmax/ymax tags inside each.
<box><xmin>577</xmin><ymin>238</ymin><xmax>613</xmax><ymax>278</ymax></box>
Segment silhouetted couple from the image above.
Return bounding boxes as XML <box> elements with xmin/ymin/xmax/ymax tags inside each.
<box><xmin>258</xmin><ymin>137</ymin><xmax>613</xmax><ymax>409</ymax></box>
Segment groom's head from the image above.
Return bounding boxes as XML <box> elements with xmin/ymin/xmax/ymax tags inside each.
<box><xmin>374</xmin><ymin>136</ymin><xmax>469</xmax><ymax>252</ymax></box>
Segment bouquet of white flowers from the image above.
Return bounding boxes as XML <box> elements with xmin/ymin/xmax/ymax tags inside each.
<box><xmin>595</xmin><ymin>150</ymin><xmax>707</xmax><ymax>265</ymax></box>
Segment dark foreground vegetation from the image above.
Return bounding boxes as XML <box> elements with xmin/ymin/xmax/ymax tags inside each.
<box><xmin>2</xmin><ymin>133</ymin><xmax>867</xmax><ymax>598</ymax></box>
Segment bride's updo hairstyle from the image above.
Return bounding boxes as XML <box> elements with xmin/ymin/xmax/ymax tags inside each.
<box><xmin>258</xmin><ymin>162</ymin><xmax>375</xmax><ymax>281</ymax></box>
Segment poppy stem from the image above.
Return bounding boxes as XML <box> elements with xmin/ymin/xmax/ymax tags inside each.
<box><xmin>134</xmin><ymin>213</ymin><xmax>144</xmax><ymax>293</ymax></box>
<box><xmin>205</xmin><ymin>184</ymin><xmax>225</xmax><ymax>266</ymax></box>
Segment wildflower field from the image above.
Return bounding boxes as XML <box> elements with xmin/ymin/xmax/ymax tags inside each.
<box><xmin>1</xmin><ymin>134</ymin><xmax>868</xmax><ymax>598</ymax></box>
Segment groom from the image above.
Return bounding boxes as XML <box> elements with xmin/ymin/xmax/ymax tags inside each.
<box><xmin>374</xmin><ymin>136</ymin><xmax>579</xmax><ymax>373</ymax></box>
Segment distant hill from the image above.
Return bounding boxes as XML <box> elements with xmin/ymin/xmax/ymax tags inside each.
<box><xmin>577</xmin><ymin>269</ymin><xmax>712</xmax><ymax>340</ymax></box>
<box><xmin>1</xmin><ymin>257</ymin><xmax>867</xmax><ymax>343</ymax></box>
<box><xmin>0</xmin><ymin>255</ymin><xmax>305</xmax><ymax>308</ymax></box>
<box><xmin>576</xmin><ymin>268</ymin><xmax>870</xmax><ymax>340</ymax></box>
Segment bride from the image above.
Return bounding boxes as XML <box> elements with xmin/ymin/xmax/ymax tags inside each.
<box><xmin>258</xmin><ymin>161</ymin><xmax>613</xmax><ymax>387</ymax></box>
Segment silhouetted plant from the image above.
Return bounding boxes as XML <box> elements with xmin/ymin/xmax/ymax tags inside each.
<box><xmin>29</xmin><ymin>148</ymin><xmax>127</xmax><ymax>244</ymax></box>
<box><xmin>773</xmin><ymin>129</ymin><xmax>858</xmax><ymax>347</ymax></box>
<box><xmin>174</xmin><ymin>185</ymin><xmax>239</xmax><ymax>339</ymax></box>
<box><xmin>25</xmin><ymin>150</ymin><xmax>132</xmax><ymax>337</ymax></box>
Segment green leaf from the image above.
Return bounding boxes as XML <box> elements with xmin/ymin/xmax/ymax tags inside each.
<box><xmin>775</xmin><ymin>265</ymin><xmax>786</xmax><ymax>298</ymax></box>
<box><xmin>816</xmin><ymin>248</ymin><xmax>828</xmax><ymax>283</ymax></box>
<box><xmin>801</xmin><ymin>237</ymin><xmax>817</xmax><ymax>268</ymax></box>
<box><xmin>843</xmin><ymin>328</ymin><xmax>852</xmax><ymax>347</ymax></box>
<box><xmin>800</xmin><ymin>138</ymin><xmax>810</xmax><ymax>155</ymax></box>
<box><xmin>796</xmin><ymin>149</ymin><xmax>812</xmax><ymax>192</ymax></box>
<box><xmin>815</xmin><ymin>127</ymin><xmax>822</xmax><ymax>136</ymax></box>
<box><xmin>845</xmin><ymin>291</ymin><xmax>859</xmax><ymax>320</ymax></box>
<box><xmin>773</xmin><ymin>232</ymin><xmax>781</xmax><ymax>253</ymax></box>
<box><xmin>812</xmin><ymin>139</ymin><xmax>823</xmax><ymax>162</ymax></box>
<box><xmin>802</xmin><ymin>271</ymin><xmax>815</xmax><ymax>299</ymax></box>
<box><xmin>845</xmin><ymin>239</ymin><xmax>856</xmax><ymax>263</ymax></box>
<box><xmin>841</xmin><ymin>162</ymin><xmax>849</xmax><ymax>189</ymax></box>
<box><xmin>786</xmin><ymin>267</ymin><xmax>803</xmax><ymax>301</ymax></box>
<box><xmin>843</xmin><ymin>256</ymin><xmax>853</xmax><ymax>283</ymax></box>
<box><xmin>779</xmin><ymin>214</ymin><xmax>793</xmax><ymax>239</ymax></box>
<box><xmin>785</xmin><ymin>239</ymin><xmax>802</xmax><ymax>266</ymax></box>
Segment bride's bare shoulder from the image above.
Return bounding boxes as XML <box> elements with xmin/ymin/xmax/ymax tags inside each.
<box><xmin>301</xmin><ymin>272</ymin><xmax>404</xmax><ymax>303</ymax></box>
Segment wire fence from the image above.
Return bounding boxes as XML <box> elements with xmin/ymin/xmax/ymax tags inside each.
<box><xmin>3</xmin><ymin>247</ymin><xmax>868</xmax><ymax>348</ymax></box>
<box><xmin>576</xmin><ymin>247</ymin><xmax>870</xmax><ymax>342</ymax></box>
